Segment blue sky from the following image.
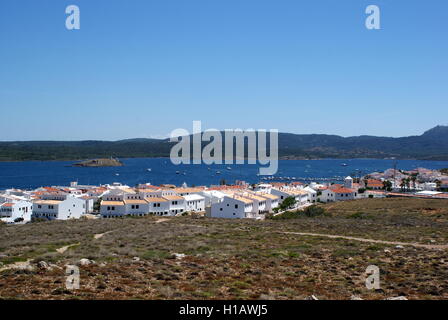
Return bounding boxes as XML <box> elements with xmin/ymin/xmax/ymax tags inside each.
<box><xmin>0</xmin><ymin>0</ymin><xmax>447</xmax><ymax>141</ymax></box>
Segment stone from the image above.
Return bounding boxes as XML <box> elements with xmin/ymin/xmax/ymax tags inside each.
<box><xmin>37</xmin><ymin>261</ymin><xmax>49</xmax><ymax>270</ymax></box>
<box><xmin>386</xmin><ymin>296</ymin><xmax>408</xmax><ymax>300</ymax></box>
<box><xmin>78</xmin><ymin>258</ymin><xmax>94</xmax><ymax>266</ymax></box>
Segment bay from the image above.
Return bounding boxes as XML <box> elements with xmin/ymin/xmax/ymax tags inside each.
<box><xmin>0</xmin><ymin>158</ymin><xmax>447</xmax><ymax>190</ymax></box>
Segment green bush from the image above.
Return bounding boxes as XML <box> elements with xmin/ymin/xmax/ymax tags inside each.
<box><xmin>302</xmin><ymin>205</ymin><xmax>327</xmax><ymax>217</ymax></box>
<box><xmin>279</xmin><ymin>197</ymin><xmax>297</xmax><ymax>211</ymax></box>
<box><xmin>271</xmin><ymin>205</ymin><xmax>327</xmax><ymax>220</ymax></box>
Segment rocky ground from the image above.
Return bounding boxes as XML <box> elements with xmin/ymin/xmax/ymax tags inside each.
<box><xmin>0</xmin><ymin>198</ymin><xmax>447</xmax><ymax>300</ymax></box>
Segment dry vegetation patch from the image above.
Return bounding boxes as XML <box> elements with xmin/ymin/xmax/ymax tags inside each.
<box><xmin>0</xmin><ymin>198</ymin><xmax>447</xmax><ymax>300</ymax></box>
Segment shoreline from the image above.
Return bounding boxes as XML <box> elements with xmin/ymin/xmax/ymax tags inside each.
<box><xmin>1</xmin><ymin>156</ymin><xmax>448</xmax><ymax>163</ymax></box>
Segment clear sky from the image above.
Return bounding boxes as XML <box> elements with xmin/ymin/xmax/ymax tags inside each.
<box><xmin>0</xmin><ymin>0</ymin><xmax>447</xmax><ymax>141</ymax></box>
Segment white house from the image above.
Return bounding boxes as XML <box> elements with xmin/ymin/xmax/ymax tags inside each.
<box><xmin>123</xmin><ymin>199</ymin><xmax>149</xmax><ymax>217</ymax></box>
<box><xmin>80</xmin><ymin>195</ymin><xmax>95</xmax><ymax>214</ymax></box>
<box><xmin>184</xmin><ymin>194</ymin><xmax>205</xmax><ymax>212</ymax></box>
<box><xmin>270</xmin><ymin>188</ymin><xmax>293</xmax><ymax>203</ymax></box>
<box><xmin>163</xmin><ymin>195</ymin><xmax>186</xmax><ymax>215</ymax></box>
<box><xmin>210</xmin><ymin>196</ymin><xmax>254</xmax><ymax>219</ymax></box>
<box><xmin>200</xmin><ymin>190</ymin><xmax>226</xmax><ymax>207</ymax></box>
<box><xmin>240</xmin><ymin>193</ymin><xmax>268</xmax><ymax>218</ymax></box>
<box><xmin>254</xmin><ymin>184</ymin><xmax>272</xmax><ymax>193</ymax></box>
<box><xmin>271</xmin><ymin>188</ymin><xmax>308</xmax><ymax>206</ymax></box>
<box><xmin>303</xmin><ymin>186</ymin><xmax>318</xmax><ymax>203</ymax></box>
<box><xmin>0</xmin><ymin>201</ymin><xmax>33</xmax><ymax>223</ymax></box>
<box><xmin>33</xmin><ymin>196</ymin><xmax>85</xmax><ymax>220</ymax></box>
<box><xmin>147</xmin><ymin>197</ymin><xmax>170</xmax><ymax>216</ymax></box>
<box><xmin>100</xmin><ymin>200</ymin><xmax>126</xmax><ymax>218</ymax></box>
<box><xmin>320</xmin><ymin>187</ymin><xmax>357</xmax><ymax>203</ymax></box>
<box><xmin>256</xmin><ymin>192</ymin><xmax>279</xmax><ymax>212</ymax></box>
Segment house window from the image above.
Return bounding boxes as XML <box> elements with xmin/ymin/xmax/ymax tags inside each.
<box><xmin>235</xmin><ymin>204</ymin><xmax>238</xmax><ymax>209</ymax></box>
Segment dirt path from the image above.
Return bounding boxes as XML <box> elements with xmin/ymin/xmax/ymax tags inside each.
<box><xmin>0</xmin><ymin>259</ymin><xmax>33</xmax><ymax>272</ymax></box>
<box><xmin>56</xmin><ymin>243</ymin><xmax>80</xmax><ymax>254</ymax></box>
<box><xmin>94</xmin><ymin>231</ymin><xmax>113</xmax><ymax>239</ymax></box>
<box><xmin>281</xmin><ymin>231</ymin><xmax>448</xmax><ymax>250</ymax></box>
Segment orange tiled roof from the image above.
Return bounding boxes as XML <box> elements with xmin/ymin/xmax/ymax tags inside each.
<box><xmin>332</xmin><ymin>187</ymin><xmax>356</xmax><ymax>194</ymax></box>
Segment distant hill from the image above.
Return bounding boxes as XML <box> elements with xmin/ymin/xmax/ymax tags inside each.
<box><xmin>0</xmin><ymin>126</ymin><xmax>447</xmax><ymax>161</ymax></box>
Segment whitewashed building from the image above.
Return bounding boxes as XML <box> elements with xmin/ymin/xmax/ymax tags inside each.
<box><xmin>0</xmin><ymin>201</ymin><xmax>33</xmax><ymax>223</ymax></box>
<box><xmin>303</xmin><ymin>186</ymin><xmax>318</xmax><ymax>203</ymax></box>
<box><xmin>147</xmin><ymin>197</ymin><xmax>170</xmax><ymax>216</ymax></box>
<box><xmin>164</xmin><ymin>195</ymin><xmax>186</xmax><ymax>215</ymax></box>
<box><xmin>184</xmin><ymin>194</ymin><xmax>205</xmax><ymax>212</ymax></box>
<box><xmin>33</xmin><ymin>196</ymin><xmax>85</xmax><ymax>220</ymax></box>
<box><xmin>211</xmin><ymin>196</ymin><xmax>254</xmax><ymax>219</ymax></box>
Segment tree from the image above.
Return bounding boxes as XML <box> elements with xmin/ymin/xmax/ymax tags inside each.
<box><xmin>279</xmin><ymin>197</ymin><xmax>297</xmax><ymax>211</ymax></box>
<box><xmin>435</xmin><ymin>180</ymin><xmax>442</xmax><ymax>191</ymax></box>
<box><xmin>382</xmin><ymin>180</ymin><xmax>392</xmax><ymax>192</ymax></box>
<box><xmin>93</xmin><ymin>197</ymin><xmax>102</xmax><ymax>213</ymax></box>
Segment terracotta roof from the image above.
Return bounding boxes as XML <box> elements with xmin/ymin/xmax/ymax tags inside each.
<box><xmin>124</xmin><ymin>199</ymin><xmax>147</xmax><ymax>205</ymax></box>
<box><xmin>101</xmin><ymin>201</ymin><xmax>125</xmax><ymax>206</ymax></box>
<box><xmin>34</xmin><ymin>200</ymin><xmax>62</xmax><ymax>205</ymax></box>
<box><xmin>172</xmin><ymin>187</ymin><xmax>205</xmax><ymax>193</ymax></box>
<box><xmin>232</xmin><ymin>196</ymin><xmax>254</xmax><ymax>204</ymax></box>
<box><xmin>146</xmin><ymin>197</ymin><xmax>168</xmax><ymax>203</ymax></box>
<box><xmin>163</xmin><ymin>195</ymin><xmax>184</xmax><ymax>201</ymax></box>
<box><xmin>1</xmin><ymin>203</ymin><xmax>14</xmax><ymax>208</ymax></box>
<box><xmin>241</xmin><ymin>194</ymin><xmax>267</xmax><ymax>202</ymax></box>
<box><xmin>332</xmin><ymin>188</ymin><xmax>356</xmax><ymax>194</ymax></box>
<box><xmin>257</xmin><ymin>193</ymin><xmax>279</xmax><ymax>200</ymax></box>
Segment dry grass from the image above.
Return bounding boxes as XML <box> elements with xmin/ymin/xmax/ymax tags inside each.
<box><xmin>0</xmin><ymin>198</ymin><xmax>447</xmax><ymax>300</ymax></box>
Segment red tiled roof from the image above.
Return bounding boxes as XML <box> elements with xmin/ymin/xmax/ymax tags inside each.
<box><xmin>1</xmin><ymin>203</ymin><xmax>14</xmax><ymax>208</ymax></box>
<box><xmin>332</xmin><ymin>187</ymin><xmax>356</xmax><ymax>194</ymax></box>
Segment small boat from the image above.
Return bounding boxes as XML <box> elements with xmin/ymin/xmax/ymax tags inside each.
<box><xmin>341</xmin><ymin>163</ymin><xmax>348</xmax><ymax>167</ymax></box>
<box><xmin>216</xmin><ymin>171</ymin><xmax>221</xmax><ymax>175</ymax></box>
<box><xmin>115</xmin><ymin>173</ymin><xmax>120</xmax><ymax>176</ymax></box>
<box><xmin>176</xmin><ymin>171</ymin><xmax>180</xmax><ymax>174</ymax></box>
<box><xmin>227</xmin><ymin>167</ymin><xmax>232</xmax><ymax>170</ymax></box>
<box><xmin>147</xmin><ymin>168</ymin><xmax>152</xmax><ymax>172</ymax></box>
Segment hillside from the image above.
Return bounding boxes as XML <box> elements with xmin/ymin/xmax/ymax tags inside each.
<box><xmin>0</xmin><ymin>126</ymin><xmax>448</xmax><ymax>161</ymax></box>
<box><xmin>0</xmin><ymin>198</ymin><xmax>447</xmax><ymax>300</ymax></box>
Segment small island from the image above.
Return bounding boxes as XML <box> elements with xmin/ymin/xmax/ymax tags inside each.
<box><xmin>73</xmin><ymin>158</ymin><xmax>123</xmax><ymax>167</ymax></box>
